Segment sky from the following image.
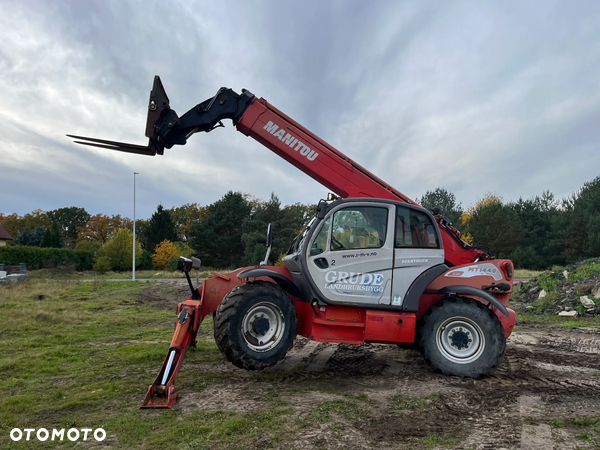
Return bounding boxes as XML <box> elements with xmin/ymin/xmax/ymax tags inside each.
<box><xmin>1</xmin><ymin>0</ymin><xmax>599</xmax><ymax>219</ymax></box>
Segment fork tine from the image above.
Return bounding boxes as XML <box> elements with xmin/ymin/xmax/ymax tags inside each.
<box><xmin>67</xmin><ymin>135</ymin><xmax>157</xmax><ymax>156</ymax></box>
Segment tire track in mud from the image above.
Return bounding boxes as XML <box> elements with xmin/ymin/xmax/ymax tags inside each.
<box><xmin>178</xmin><ymin>325</ymin><xmax>600</xmax><ymax>449</ymax></box>
<box><xmin>276</xmin><ymin>338</ymin><xmax>320</xmax><ymax>371</ymax></box>
<box><xmin>502</xmin><ymin>329</ymin><xmax>600</xmax><ymax>397</ymax></box>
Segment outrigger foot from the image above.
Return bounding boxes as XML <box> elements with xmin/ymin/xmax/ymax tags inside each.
<box><xmin>140</xmin><ymin>301</ymin><xmax>202</xmax><ymax>409</ymax></box>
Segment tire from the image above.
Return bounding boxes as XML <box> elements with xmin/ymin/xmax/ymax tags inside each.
<box><xmin>419</xmin><ymin>297</ymin><xmax>505</xmax><ymax>378</ymax></box>
<box><xmin>214</xmin><ymin>281</ymin><xmax>297</xmax><ymax>370</ymax></box>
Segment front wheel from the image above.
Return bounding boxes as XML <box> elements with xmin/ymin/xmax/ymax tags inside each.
<box><xmin>419</xmin><ymin>297</ymin><xmax>505</xmax><ymax>378</ymax></box>
<box><xmin>214</xmin><ymin>281</ymin><xmax>297</xmax><ymax>370</ymax></box>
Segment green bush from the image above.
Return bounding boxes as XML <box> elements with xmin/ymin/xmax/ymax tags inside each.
<box><xmin>571</xmin><ymin>260</ymin><xmax>600</xmax><ymax>281</ymax></box>
<box><xmin>138</xmin><ymin>249</ymin><xmax>153</xmax><ymax>270</ymax></box>
<box><xmin>95</xmin><ymin>228</ymin><xmax>142</xmax><ymax>271</ymax></box>
<box><xmin>93</xmin><ymin>256</ymin><xmax>112</xmax><ymax>274</ymax></box>
<box><xmin>165</xmin><ymin>256</ymin><xmax>179</xmax><ymax>272</ymax></box>
<box><xmin>75</xmin><ymin>240</ymin><xmax>102</xmax><ymax>254</ymax></box>
<box><xmin>0</xmin><ymin>246</ymin><xmax>94</xmax><ymax>271</ymax></box>
<box><xmin>536</xmin><ymin>273</ymin><xmax>559</xmax><ymax>292</ymax></box>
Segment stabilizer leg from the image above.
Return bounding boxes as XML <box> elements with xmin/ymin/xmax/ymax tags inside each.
<box><xmin>141</xmin><ymin>300</ymin><xmax>202</xmax><ymax>408</ymax></box>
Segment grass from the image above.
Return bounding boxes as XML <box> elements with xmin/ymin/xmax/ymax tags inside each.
<box><xmin>571</xmin><ymin>260</ymin><xmax>600</xmax><ymax>281</ymax></box>
<box><xmin>549</xmin><ymin>416</ymin><xmax>599</xmax><ymax>446</ymax></box>
<box><xmin>310</xmin><ymin>398</ymin><xmax>370</xmax><ymax>422</ymax></box>
<box><xmin>517</xmin><ymin>312</ymin><xmax>600</xmax><ymax>328</ymax></box>
<box><xmin>526</xmin><ymin>291</ymin><xmax>561</xmax><ymax>314</ymax></box>
<box><xmin>5</xmin><ymin>273</ymin><xmax>594</xmax><ymax>448</ymax></box>
<box><xmin>514</xmin><ymin>258</ymin><xmax>600</xmax><ymax>281</ymax></box>
<box><xmin>0</xmin><ymin>277</ymin><xmax>389</xmax><ymax>449</ymax></box>
<box><xmin>514</xmin><ymin>269</ymin><xmax>544</xmax><ymax>278</ymax></box>
<box><xmin>572</xmin><ymin>417</ymin><xmax>599</xmax><ymax>428</ymax></box>
<box><xmin>535</xmin><ymin>272</ymin><xmax>560</xmax><ymax>292</ymax></box>
<box><xmin>0</xmin><ymin>278</ymin><xmax>293</xmax><ymax>449</ymax></box>
<box><xmin>28</xmin><ymin>268</ymin><xmax>230</xmax><ymax>281</ymax></box>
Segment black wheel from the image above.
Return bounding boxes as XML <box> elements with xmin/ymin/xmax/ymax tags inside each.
<box><xmin>214</xmin><ymin>281</ymin><xmax>297</xmax><ymax>370</ymax></box>
<box><xmin>419</xmin><ymin>297</ymin><xmax>505</xmax><ymax>378</ymax></box>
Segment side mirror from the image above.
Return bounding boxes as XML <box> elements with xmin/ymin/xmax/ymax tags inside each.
<box><xmin>177</xmin><ymin>256</ymin><xmax>193</xmax><ymax>273</ymax></box>
<box><xmin>178</xmin><ymin>256</ymin><xmax>201</xmax><ymax>300</ymax></box>
<box><xmin>316</xmin><ymin>200</ymin><xmax>328</xmax><ymax>220</ymax></box>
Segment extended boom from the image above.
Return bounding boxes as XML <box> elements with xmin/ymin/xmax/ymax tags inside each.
<box><xmin>70</xmin><ymin>76</ymin><xmax>485</xmax><ymax>267</ymax></box>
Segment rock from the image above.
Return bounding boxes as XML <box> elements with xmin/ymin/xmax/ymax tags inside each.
<box><xmin>580</xmin><ymin>295</ymin><xmax>596</xmax><ymax>308</ymax></box>
<box><xmin>529</xmin><ymin>286</ymin><xmax>541</xmax><ymax>295</ymax></box>
<box><xmin>554</xmin><ymin>306</ymin><xmax>564</xmax><ymax>313</ymax></box>
<box><xmin>0</xmin><ymin>271</ymin><xmax>6</xmax><ymax>278</ymax></box>
<box><xmin>564</xmin><ymin>306</ymin><xmax>573</xmax><ymax>311</ymax></box>
<box><xmin>563</xmin><ymin>270</ymin><xmax>569</xmax><ymax>280</ymax></box>
<box><xmin>525</xmin><ymin>305</ymin><xmax>533</xmax><ymax>310</ymax></box>
<box><xmin>538</xmin><ymin>289</ymin><xmax>547</xmax><ymax>299</ymax></box>
<box><xmin>592</xmin><ymin>285</ymin><xmax>600</xmax><ymax>298</ymax></box>
<box><xmin>558</xmin><ymin>310</ymin><xmax>578</xmax><ymax>317</ymax></box>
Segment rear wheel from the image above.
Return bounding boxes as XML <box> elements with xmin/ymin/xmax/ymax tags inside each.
<box><xmin>214</xmin><ymin>281</ymin><xmax>297</xmax><ymax>370</ymax></box>
<box><xmin>419</xmin><ymin>297</ymin><xmax>505</xmax><ymax>378</ymax></box>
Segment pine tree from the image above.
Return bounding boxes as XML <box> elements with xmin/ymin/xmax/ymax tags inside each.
<box><xmin>14</xmin><ymin>226</ymin><xmax>47</xmax><ymax>246</ymax></box>
<box><xmin>144</xmin><ymin>205</ymin><xmax>177</xmax><ymax>253</ymax></box>
<box><xmin>190</xmin><ymin>192</ymin><xmax>252</xmax><ymax>268</ymax></box>
<box><xmin>50</xmin><ymin>222</ymin><xmax>64</xmax><ymax>248</ymax></box>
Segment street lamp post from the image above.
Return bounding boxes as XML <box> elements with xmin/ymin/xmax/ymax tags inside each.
<box><xmin>133</xmin><ymin>172</ymin><xmax>139</xmax><ymax>281</ymax></box>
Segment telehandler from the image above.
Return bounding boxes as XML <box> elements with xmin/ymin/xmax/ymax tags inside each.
<box><xmin>69</xmin><ymin>76</ymin><xmax>516</xmax><ymax>408</ymax></box>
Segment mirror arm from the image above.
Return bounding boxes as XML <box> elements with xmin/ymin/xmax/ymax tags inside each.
<box><xmin>260</xmin><ymin>223</ymin><xmax>273</xmax><ymax>266</ymax></box>
<box><xmin>260</xmin><ymin>245</ymin><xmax>271</xmax><ymax>266</ymax></box>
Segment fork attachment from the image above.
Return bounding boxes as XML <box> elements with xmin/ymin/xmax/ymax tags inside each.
<box><xmin>141</xmin><ymin>300</ymin><xmax>202</xmax><ymax>408</ymax></box>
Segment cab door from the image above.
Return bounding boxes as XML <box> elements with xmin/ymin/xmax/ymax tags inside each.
<box><xmin>391</xmin><ymin>205</ymin><xmax>445</xmax><ymax>308</ymax></box>
<box><xmin>306</xmin><ymin>202</ymin><xmax>395</xmax><ymax>306</ymax></box>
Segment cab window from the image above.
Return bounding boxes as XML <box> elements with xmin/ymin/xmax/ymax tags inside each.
<box><xmin>330</xmin><ymin>206</ymin><xmax>388</xmax><ymax>250</ymax></box>
<box><xmin>310</xmin><ymin>218</ymin><xmax>330</xmax><ymax>256</ymax></box>
<box><xmin>395</xmin><ymin>206</ymin><xmax>439</xmax><ymax>248</ymax></box>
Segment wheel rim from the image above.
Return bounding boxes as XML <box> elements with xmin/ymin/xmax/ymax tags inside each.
<box><xmin>435</xmin><ymin>316</ymin><xmax>485</xmax><ymax>364</ymax></box>
<box><xmin>241</xmin><ymin>302</ymin><xmax>286</xmax><ymax>352</ymax></box>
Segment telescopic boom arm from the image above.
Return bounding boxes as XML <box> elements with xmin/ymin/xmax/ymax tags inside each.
<box><xmin>69</xmin><ymin>76</ymin><xmax>487</xmax><ymax>266</ymax></box>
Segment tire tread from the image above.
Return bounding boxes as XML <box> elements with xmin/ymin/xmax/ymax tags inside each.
<box><xmin>214</xmin><ymin>281</ymin><xmax>297</xmax><ymax>370</ymax></box>
<box><xmin>419</xmin><ymin>297</ymin><xmax>505</xmax><ymax>378</ymax></box>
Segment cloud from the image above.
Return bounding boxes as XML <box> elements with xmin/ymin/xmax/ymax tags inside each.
<box><xmin>1</xmin><ymin>0</ymin><xmax>599</xmax><ymax>219</ymax></box>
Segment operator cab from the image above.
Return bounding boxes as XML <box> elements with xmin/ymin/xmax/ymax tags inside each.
<box><xmin>283</xmin><ymin>198</ymin><xmax>446</xmax><ymax>311</ymax></box>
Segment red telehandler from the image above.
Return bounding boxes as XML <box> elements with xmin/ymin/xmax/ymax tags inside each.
<box><xmin>69</xmin><ymin>76</ymin><xmax>516</xmax><ymax>408</ymax></box>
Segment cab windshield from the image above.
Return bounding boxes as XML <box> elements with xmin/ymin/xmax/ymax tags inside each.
<box><xmin>288</xmin><ymin>216</ymin><xmax>316</xmax><ymax>254</ymax></box>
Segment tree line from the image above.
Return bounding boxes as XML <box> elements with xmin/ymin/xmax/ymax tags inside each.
<box><xmin>417</xmin><ymin>175</ymin><xmax>600</xmax><ymax>269</ymax></box>
<box><xmin>0</xmin><ymin>193</ymin><xmax>315</xmax><ymax>272</ymax></box>
<box><xmin>1</xmin><ymin>174</ymin><xmax>598</xmax><ymax>271</ymax></box>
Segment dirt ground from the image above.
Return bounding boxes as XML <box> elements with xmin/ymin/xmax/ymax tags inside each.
<box><xmin>145</xmin><ymin>283</ymin><xmax>600</xmax><ymax>449</ymax></box>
